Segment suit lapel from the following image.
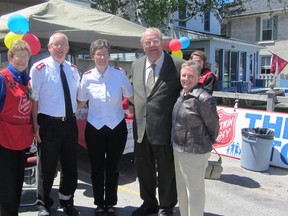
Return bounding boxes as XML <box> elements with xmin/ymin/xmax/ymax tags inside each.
<box><xmin>136</xmin><ymin>57</ymin><xmax>147</xmax><ymax>97</ymax></box>
<box><xmin>149</xmin><ymin>53</ymin><xmax>174</xmax><ymax>96</ymax></box>
<box><xmin>158</xmin><ymin>53</ymin><xmax>174</xmax><ymax>80</ymax></box>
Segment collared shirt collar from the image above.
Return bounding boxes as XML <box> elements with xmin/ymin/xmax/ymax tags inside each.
<box><xmin>7</xmin><ymin>63</ymin><xmax>30</xmax><ymax>85</ymax></box>
<box><xmin>49</xmin><ymin>57</ymin><xmax>66</xmax><ymax>70</ymax></box>
<box><xmin>94</xmin><ymin>65</ymin><xmax>110</xmax><ymax>78</ymax></box>
<box><xmin>145</xmin><ymin>51</ymin><xmax>164</xmax><ymax>70</ymax></box>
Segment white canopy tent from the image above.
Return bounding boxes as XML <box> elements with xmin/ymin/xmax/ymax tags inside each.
<box><xmin>0</xmin><ymin>0</ymin><xmax>148</xmax><ymax>54</ymax></box>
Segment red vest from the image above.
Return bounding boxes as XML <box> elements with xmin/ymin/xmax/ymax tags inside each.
<box><xmin>0</xmin><ymin>68</ymin><xmax>33</xmax><ymax>150</ymax></box>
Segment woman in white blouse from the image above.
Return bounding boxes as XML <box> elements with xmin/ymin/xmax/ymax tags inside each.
<box><xmin>77</xmin><ymin>39</ymin><xmax>133</xmax><ymax>216</ymax></box>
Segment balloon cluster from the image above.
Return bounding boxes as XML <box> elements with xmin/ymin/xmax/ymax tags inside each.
<box><xmin>4</xmin><ymin>14</ymin><xmax>41</xmax><ymax>56</ymax></box>
<box><xmin>169</xmin><ymin>36</ymin><xmax>190</xmax><ymax>59</ymax></box>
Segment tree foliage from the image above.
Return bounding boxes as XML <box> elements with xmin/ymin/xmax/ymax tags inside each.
<box><xmin>91</xmin><ymin>0</ymin><xmax>228</xmax><ymax>34</ymax></box>
<box><xmin>90</xmin><ymin>0</ymin><xmax>288</xmax><ymax>34</ymax></box>
<box><xmin>218</xmin><ymin>0</ymin><xmax>246</xmax><ymax>18</ymax></box>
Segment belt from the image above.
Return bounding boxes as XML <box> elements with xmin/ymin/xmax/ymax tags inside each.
<box><xmin>39</xmin><ymin>114</ymin><xmax>75</xmax><ymax>122</ymax></box>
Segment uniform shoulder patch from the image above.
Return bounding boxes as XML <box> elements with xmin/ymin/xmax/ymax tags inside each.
<box><xmin>83</xmin><ymin>69</ymin><xmax>92</xmax><ymax>75</ymax></box>
<box><xmin>114</xmin><ymin>66</ymin><xmax>124</xmax><ymax>71</ymax></box>
<box><xmin>35</xmin><ymin>62</ymin><xmax>46</xmax><ymax>71</ymax></box>
<box><xmin>71</xmin><ymin>63</ymin><xmax>78</xmax><ymax>69</ymax></box>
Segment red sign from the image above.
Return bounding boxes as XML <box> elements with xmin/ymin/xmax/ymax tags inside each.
<box><xmin>214</xmin><ymin>109</ymin><xmax>238</xmax><ymax>148</ymax></box>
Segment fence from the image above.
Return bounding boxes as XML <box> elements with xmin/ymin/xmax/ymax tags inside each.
<box><xmin>213</xmin><ymin>90</ymin><xmax>288</xmax><ymax>112</ymax></box>
<box><xmin>217</xmin><ymin>81</ymin><xmax>252</xmax><ymax>93</ymax></box>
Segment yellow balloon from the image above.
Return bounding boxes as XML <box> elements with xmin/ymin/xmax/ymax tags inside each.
<box><xmin>171</xmin><ymin>50</ymin><xmax>183</xmax><ymax>59</ymax></box>
<box><xmin>4</xmin><ymin>31</ymin><xmax>24</xmax><ymax>48</ymax></box>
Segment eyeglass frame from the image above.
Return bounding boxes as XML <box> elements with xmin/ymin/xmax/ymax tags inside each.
<box><xmin>93</xmin><ymin>53</ymin><xmax>110</xmax><ymax>58</ymax></box>
<box><xmin>13</xmin><ymin>55</ymin><xmax>30</xmax><ymax>60</ymax></box>
<box><xmin>143</xmin><ymin>39</ymin><xmax>161</xmax><ymax>47</ymax></box>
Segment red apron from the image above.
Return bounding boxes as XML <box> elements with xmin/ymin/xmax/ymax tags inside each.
<box><xmin>0</xmin><ymin>69</ymin><xmax>33</xmax><ymax>150</ymax></box>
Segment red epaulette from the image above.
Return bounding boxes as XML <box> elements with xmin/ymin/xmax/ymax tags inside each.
<box><xmin>114</xmin><ymin>66</ymin><xmax>124</xmax><ymax>71</ymax></box>
<box><xmin>83</xmin><ymin>69</ymin><xmax>92</xmax><ymax>75</ymax></box>
<box><xmin>35</xmin><ymin>62</ymin><xmax>46</xmax><ymax>71</ymax></box>
<box><xmin>71</xmin><ymin>63</ymin><xmax>78</xmax><ymax>69</ymax></box>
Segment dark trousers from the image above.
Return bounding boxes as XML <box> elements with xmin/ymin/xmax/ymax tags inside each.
<box><xmin>37</xmin><ymin>115</ymin><xmax>78</xmax><ymax>209</ymax></box>
<box><xmin>0</xmin><ymin>145</ymin><xmax>26</xmax><ymax>216</ymax></box>
<box><xmin>135</xmin><ymin>134</ymin><xmax>177</xmax><ymax>209</ymax></box>
<box><xmin>85</xmin><ymin>119</ymin><xmax>127</xmax><ymax>207</ymax></box>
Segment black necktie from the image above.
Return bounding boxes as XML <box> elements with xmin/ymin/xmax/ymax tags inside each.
<box><xmin>60</xmin><ymin>64</ymin><xmax>73</xmax><ymax>117</ymax></box>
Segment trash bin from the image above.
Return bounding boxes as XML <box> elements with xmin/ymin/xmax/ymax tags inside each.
<box><xmin>240</xmin><ymin>128</ymin><xmax>275</xmax><ymax>172</ymax></box>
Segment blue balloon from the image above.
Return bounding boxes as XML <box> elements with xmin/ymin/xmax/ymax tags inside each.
<box><xmin>8</xmin><ymin>14</ymin><xmax>29</xmax><ymax>35</ymax></box>
<box><xmin>179</xmin><ymin>37</ymin><xmax>190</xmax><ymax>49</ymax></box>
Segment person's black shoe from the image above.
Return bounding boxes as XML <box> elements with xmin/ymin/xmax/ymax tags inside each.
<box><xmin>158</xmin><ymin>209</ymin><xmax>173</xmax><ymax>216</ymax></box>
<box><xmin>63</xmin><ymin>204</ymin><xmax>79</xmax><ymax>216</ymax></box>
<box><xmin>38</xmin><ymin>206</ymin><xmax>50</xmax><ymax>216</ymax></box>
<box><xmin>132</xmin><ymin>204</ymin><xmax>159</xmax><ymax>216</ymax></box>
<box><xmin>38</xmin><ymin>203</ymin><xmax>51</xmax><ymax>216</ymax></box>
<box><xmin>38</xmin><ymin>208</ymin><xmax>50</xmax><ymax>216</ymax></box>
<box><xmin>95</xmin><ymin>206</ymin><xmax>105</xmax><ymax>216</ymax></box>
<box><xmin>106</xmin><ymin>205</ymin><xmax>116</xmax><ymax>216</ymax></box>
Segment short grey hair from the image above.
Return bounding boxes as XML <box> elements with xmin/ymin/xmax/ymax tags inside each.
<box><xmin>90</xmin><ymin>39</ymin><xmax>110</xmax><ymax>56</ymax></box>
<box><xmin>181</xmin><ymin>60</ymin><xmax>202</xmax><ymax>76</ymax></box>
<box><xmin>140</xmin><ymin>27</ymin><xmax>163</xmax><ymax>44</ymax></box>
<box><xmin>48</xmin><ymin>32</ymin><xmax>69</xmax><ymax>45</ymax></box>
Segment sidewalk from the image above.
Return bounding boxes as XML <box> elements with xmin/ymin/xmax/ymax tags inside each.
<box><xmin>19</xmin><ymin>147</ymin><xmax>288</xmax><ymax>216</ymax></box>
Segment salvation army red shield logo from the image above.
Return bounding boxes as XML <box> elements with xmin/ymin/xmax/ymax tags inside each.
<box><xmin>214</xmin><ymin>109</ymin><xmax>238</xmax><ymax>148</ymax></box>
<box><xmin>18</xmin><ymin>94</ymin><xmax>32</xmax><ymax>115</ymax></box>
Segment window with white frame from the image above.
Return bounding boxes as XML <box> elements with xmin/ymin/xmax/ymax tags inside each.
<box><xmin>261</xmin><ymin>18</ymin><xmax>272</xmax><ymax>41</ymax></box>
<box><xmin>261</xmin><ymin>56</ymin><xmax>271</xmax><ymax>74</ymax></box>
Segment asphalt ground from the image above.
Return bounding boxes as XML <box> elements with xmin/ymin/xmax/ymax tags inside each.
<box><xmin>19</xmin><ymin>146</ymin><xmax>288</xmax><ymax>216</ymax></box>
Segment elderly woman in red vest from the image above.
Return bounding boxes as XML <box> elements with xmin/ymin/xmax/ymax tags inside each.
<box><xmin>0</xmin><ymin>40</ymin><xmax>34</xmax><ymax>216</ymax></box>
<box><xmin>190</xmin><ymin>50</ymin><xmax>217</xmax><ymax>94</ymax></box>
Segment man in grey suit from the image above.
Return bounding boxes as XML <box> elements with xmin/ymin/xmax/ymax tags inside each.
<box><xmin>129</xmin><ymin>28</ymin><xmax>185</xmax><ymax>216</ymax></box>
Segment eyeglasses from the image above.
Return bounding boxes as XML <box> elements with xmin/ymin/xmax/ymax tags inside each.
<box><xmin>14</xmin><ymin>55</ymin><xmax>29</xmax><ymax>60</ymax></box>
<box><xmin>50</xmin><ymin>43</ymin><xmax>68</xmax><ymax>48</ymax></box>
<box><xmin>143</xmin><ymin>40</ymin><xmax>161</xmax><ymax>47</ymax></box>
<box><xmin>94</xmin><ymin>53</ymin><xmax>109</xmax><ymax>58</ymax></box>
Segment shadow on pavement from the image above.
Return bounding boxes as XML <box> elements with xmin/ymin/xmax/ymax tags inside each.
<box><xmin>266</xmin><ymin>166</ymin><xmax>288</xmax><ymax>176</ymax></box>
<box><xmin>220</xmin><ymin>174</ymin><xmax>260</xmax><ymax>188</ymax></box>
<box><xmin>77</xmin><ymin>182</ymin><xmax>93</xmax><ymax>198</ymax></box>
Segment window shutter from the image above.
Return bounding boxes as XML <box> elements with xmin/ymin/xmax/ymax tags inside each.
<box><xmin>256</xmin><ymin>17</ymin><xmax>261</xmax><ymax>41</ymax></box>
<box><xmin>273</xmin><ymin>15</ymin><xmax>278</xmax><ymax>40</ymax></box>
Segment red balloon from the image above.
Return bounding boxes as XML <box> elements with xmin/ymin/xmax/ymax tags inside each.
<box><xmin>169</xmin><ymin>39</ymin><xmax>181</xmax><ymax>51</ymax></box>
<box><xmin>22</xmin><ymin>33</ymin><xmax>41</xmax><ymax>56</ymax></box>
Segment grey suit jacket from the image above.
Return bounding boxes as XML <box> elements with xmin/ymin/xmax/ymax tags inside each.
<box><xmin>129</xmin><ymin>52</ymin><xmax>185</xmax><ymax>145</ymax></box>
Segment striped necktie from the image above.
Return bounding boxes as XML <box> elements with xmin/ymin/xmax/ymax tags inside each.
<box><xmin>146</xmin><ymin>63</ymin><xmax>156</xmax><ymax>96</ymax></box>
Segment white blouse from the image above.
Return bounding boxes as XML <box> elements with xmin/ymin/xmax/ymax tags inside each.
<box><xmin>77</xmin><ymin>65</ymin><xmax>133</xmax><ymax>129</ymax></box>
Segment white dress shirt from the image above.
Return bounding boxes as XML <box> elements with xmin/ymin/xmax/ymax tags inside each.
<box><xmin>145</xmin><ymin>51</ymin><xmax>165</xmax><ymax>84</ymax></box>
<box><xmin>30</xmin><ymin>56</ymin><xmax>80</xmax><ymax>117</ymax></box>
<box><xmin>77</xmin><ymin>65</ymin><xmax>134</xmax><ymax>129</ymax></box>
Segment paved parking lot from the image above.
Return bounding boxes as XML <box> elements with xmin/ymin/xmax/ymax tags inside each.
<box><xmin>19</xmin><ymin>147</ymin><xmax>288</xmax><ymax>216</ymax></box>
